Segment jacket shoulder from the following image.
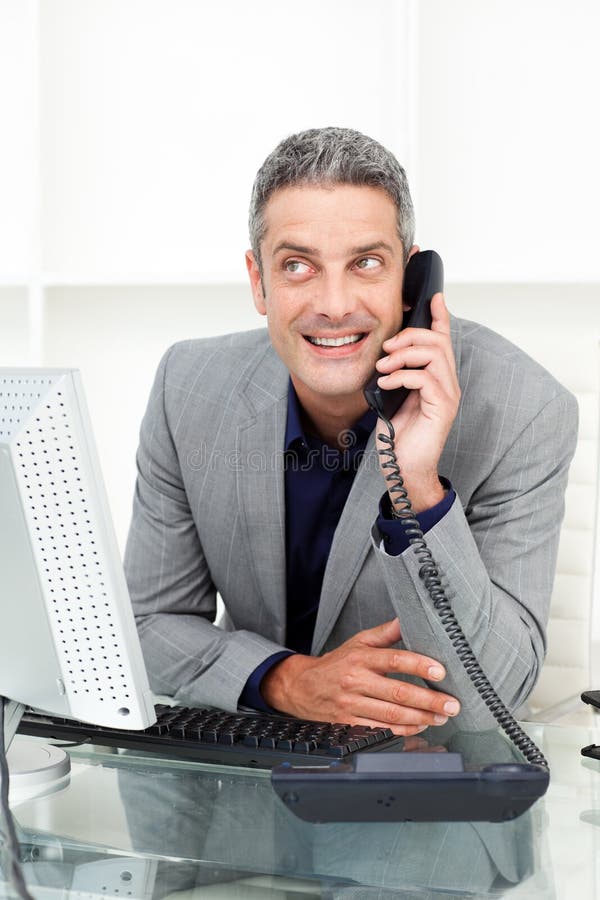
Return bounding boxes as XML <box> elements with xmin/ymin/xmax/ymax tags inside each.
<box><xmin>152</xmin><ymin>328</ymin><xmax>285</xmax><ymax>424</ymax></box>
<box><xmin>158</xmin><ymin>328</ymin><xmax>273</xmax><ymax>387</ymax></box>
<box><xmin>451</xmin><ymin>314</ymin><xmax>577</xmax><ymax>417</ymax></box>
<box><xmin>165</xmin><ymin>328</ymin><xmax>271</xmax><ymax>367</ymax></box>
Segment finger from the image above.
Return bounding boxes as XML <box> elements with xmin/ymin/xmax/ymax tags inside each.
<box><xmin>347</xmin><ymin>692</ymin><xmax>453</xmax><ymax>729</ymax></box>
<box><xmin>380</xmin><ymin>352</ymin><xmax>459</xmax><ymax>407</ymax></box>
<box><xmin>349</xmin><ymin>716</ymin><xmax>430</xmax><ymax>738</ymax></box>
<box><xmin>354</xmin><ymin>617</ymin><xmax>402</xmax><ymax>648</ymax></box>
<box><xmin>337</xmin><ymin>661</ymin><xmax>458</xmax><ymax>719</ymax></box>
<box><xmin>404</xmin><ymin>738</ymin><xmax>449</xmax><ymax>753</ymax></box>
<box><xmin>383</xmin><ymin>676</ymin><xmax>460</xmax><ymax>718</ymax></box>
<box><xmin>376</xmin><ymin>346</ymin><xmax>450</xmax><ymax>374</ymax></box>
<box><xmin>401</xmin><ymin>736</ymin><xmax>449</xmax><ymax>753</ymax></box>
<box><xmin>334</xmin><ymin>662</ymin><xmax>458</xmax><ymax>723</ymax></box>
<box><xmin>382</xmin><ymin>315</ymin><xmax>456</xmax><ymax>371</ymax></box>
<box><xmin>380</xmin><ymin>343</ymin><xmax>456</xmax><ymax>386</ymax></box>
<box><xmin>382</xmin><ymin>318</ymin><xmax>448</xmax><ymax>351</ymax></box>
<box><xmin>376</xmin><ymin>369</ymin><xmax>451</xmax><ymax>412</ymax></box>
<box><xmin>351</xmin><ymin>668</ymin><xmax>460</xmax><ymax>719</ymax></box>
<box><xmin>429</xmin><ymin>292</ymin><xmax>450</xmax><ymax>335</ymax></box>
<box><xmin>402</xmin><ymin>735</ymin><xmax>431</xmax><ymax>751</ymax></box>
<box><xmin>376</xmin><ymin>363</ymin><xmax>460</xmax><ymax>415</ymax></box>
<box><xmin>364</xmin><ymin>647</ymin><xmax>448</xmax><ymax>684</ymax></box>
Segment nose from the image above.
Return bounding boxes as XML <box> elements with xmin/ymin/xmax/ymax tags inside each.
<box><xmin>313</xmin><ymin>270</ymin><xmax>358</xmax><ymax>322</ymax></box>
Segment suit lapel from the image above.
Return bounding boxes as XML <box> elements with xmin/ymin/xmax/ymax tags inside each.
<box><xmin>236</xmin><ymin>348</ymin><xmax>288</xmax><ymax>643</ymax></box>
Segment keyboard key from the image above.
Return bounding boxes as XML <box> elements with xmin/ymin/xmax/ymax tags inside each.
<box><xmin>293</xmin><ymin>741</ymin><xmax>317</xmax><ymax>753</ymax></box>
<box><xmin>147</xmin><ymin>723</ymin><xmax>169</xmax><ymax>735</ymax></box>
<box><xmin>326</xmin><ymin>745</ymin><xmax>349</xmax><ymax>757</ymax></box>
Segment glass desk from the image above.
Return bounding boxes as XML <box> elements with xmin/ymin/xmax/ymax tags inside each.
<box><xmin>3</xmin><ymin>720</ymin><xmax>600</xmax><ymax>899</ymax></box>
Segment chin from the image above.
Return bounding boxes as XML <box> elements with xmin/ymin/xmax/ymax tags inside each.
<box><xmin>305</xmin><ymin>373</ymin><xmax>370</xmax><ymax>401</ymax></box>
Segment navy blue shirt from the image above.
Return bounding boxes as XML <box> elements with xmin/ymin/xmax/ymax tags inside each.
<box><xmin>284</xmin><ymin>388</ymin><xmax>378</xmax><ymax>654</ymax></box>
<box><xmin>239</xmin><ymin>381</ymin><xmax>455</xmax><ymax>710</ymax></box>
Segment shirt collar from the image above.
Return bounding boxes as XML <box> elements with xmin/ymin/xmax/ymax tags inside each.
<box><xmin>285</xmin><ymin>381</ymin><xmax>306</xmax><ymax>449</ymax></box>
<box><xmin>284</xmin><ymin>379</ymin><xmax>377</xmax><ymax>451</ymax></box>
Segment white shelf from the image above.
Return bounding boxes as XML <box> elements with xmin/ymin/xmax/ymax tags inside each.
<box><xmin>0</xmin><ymin>278</ymin><xmax>30</xmax><ymax>288</ymax></box>
<box><xmin>40</xmin><ymin>272</ymin><xmax>249</xmax><ymax>288</ymax></box>
<box><xmin>4</xmin><ymin>276</ymin><xmax>594</xmax><ymax>289</ymax></box>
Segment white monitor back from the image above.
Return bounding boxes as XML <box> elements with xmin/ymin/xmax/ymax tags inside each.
<box><xmin>0</xmin><ymin>369</ymin><xmax>154</xmax><ymax>730</ymax></box>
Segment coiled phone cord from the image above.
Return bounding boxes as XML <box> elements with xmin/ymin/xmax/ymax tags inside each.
<box><xmin>377</xmin><ymin>416</ymin><xmax>549</xmax><ymax>770</ymax></box>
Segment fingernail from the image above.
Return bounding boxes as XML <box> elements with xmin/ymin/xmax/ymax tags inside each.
<box><xmin>433</xmin><ymin>714</ymin><xmax>448</xmax><ymax>725</ymax></box>
<box><xmin>428</xmin><ymin>666</ymin><xmax>445</xmax><ymax>680</ymax></box>
<box><xmin>444</xmin><ymin>701</ymin><xmax>460</xmax><ymax>716</ymax></box>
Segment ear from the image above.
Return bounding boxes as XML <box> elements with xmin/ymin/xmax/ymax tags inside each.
<box><xmin>246</xmin><ymin>250</ymin><xmax>267</xmax><ymax>316</ymax></box>
<box><xmin>402</xmin><ymin>244</ymin><xmax>420</xmax><ymax>312</ymax></box>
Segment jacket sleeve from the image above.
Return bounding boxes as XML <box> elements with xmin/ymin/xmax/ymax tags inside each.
<box><xmin>371</xmin><ymin>388</ymin><xmax>579</xmax><ymax>728</ymax></box>
<box><xmin>123</xmin><ymin>346</ymin><xmax>290</xmax><ymax>711</ymax></box>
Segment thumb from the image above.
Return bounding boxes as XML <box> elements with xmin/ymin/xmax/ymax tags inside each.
<box><xmin>430</xmin><ymin>292</ymin><xmax>450</xmax><ymax>335</ymax></box>
<box><xmin>357</xmin><ymin>618</ymin><xmax>402</xmax><ymax>648</ymax></box>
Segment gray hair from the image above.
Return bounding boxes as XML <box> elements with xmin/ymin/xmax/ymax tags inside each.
<box><xmin>249</xmin><ymin>127</ymin><xmax>415</xmax><ymax>273</ymax></box>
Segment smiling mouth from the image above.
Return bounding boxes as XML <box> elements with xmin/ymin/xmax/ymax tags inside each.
<box><xmin>304</xmin><ymin>333</ymin><xmax>366</xmax><ymax>347</ymax></box>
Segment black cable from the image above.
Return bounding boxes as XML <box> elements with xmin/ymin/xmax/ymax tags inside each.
<box><xmin>377</xmin><ymin>417</ymin><xmax>548</xmax><ymax>770</ymax></box>
<box><xmin>50</xmin><ymin>738</ymin><xmax>92</xmax><ymax>749</ymax></box>
<box><xmin>0</xmin><ymin>697</ymin><xmax>35</xmax><ymax>900</ymax></box>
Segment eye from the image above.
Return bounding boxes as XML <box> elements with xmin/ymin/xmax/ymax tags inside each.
<box><xmin>285</xmin><ymin>260</ymin><xmax>311</xmax><ymax>274</ymax></box>
<box><xmin>355</xmin><ymin>257</ymin><xmax>381</xmax><ymax>270</ymax></box>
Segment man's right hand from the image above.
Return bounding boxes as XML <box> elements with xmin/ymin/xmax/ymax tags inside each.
<box><xmin>260</xmin><ymin>618</ymin><xmax>460</xmax><ymax>737</ymax></box>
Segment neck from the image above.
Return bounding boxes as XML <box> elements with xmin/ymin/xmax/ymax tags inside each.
<box><xmin>291</xmin><ymin>378</ymin><xmax>370</xmax><ymax>448</ymax></box>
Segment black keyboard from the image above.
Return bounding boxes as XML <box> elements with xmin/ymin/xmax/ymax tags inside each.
<box><xmin>18</xmin><ymin>704</ymin><xmax>404</xmax><ymax>768</ymax></box>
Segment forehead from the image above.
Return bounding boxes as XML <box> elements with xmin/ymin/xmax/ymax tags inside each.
<box><xmin>261</xmin><ymin>183</ymin><xmax>400</xmax><ymax>250</ymax></box>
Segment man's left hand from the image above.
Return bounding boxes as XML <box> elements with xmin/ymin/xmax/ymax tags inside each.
<box><xmin>375</xmin><ymin>293</ymin><xmax>460</xmax><ymax>513</ymax></box>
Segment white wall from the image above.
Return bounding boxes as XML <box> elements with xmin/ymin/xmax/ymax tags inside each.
<box><xmin>415</xmin><ymin>0</ymin><xmax>600</xmax><ymax>281</ymax></box>
<box><xmin>39</xmin><ymin>0</ymin><xmax>413</xmax><ymax>281</ymax></box>
<box><xmin>0</xmin><ymin>1</ymin><xmax>36</xmax><ymax>281</ymax></box>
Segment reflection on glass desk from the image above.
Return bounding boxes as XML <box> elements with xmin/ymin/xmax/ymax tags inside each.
<box><xmin>4</xmin><ymin>721</ymin><xmax>600</xmax><ymax>899</ymax></box>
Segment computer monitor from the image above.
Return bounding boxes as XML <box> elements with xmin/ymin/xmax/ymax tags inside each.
<box><xmin>0</xmin><ymin>368</ymin><xmax>155</xmax><ymax>766</ymax></box>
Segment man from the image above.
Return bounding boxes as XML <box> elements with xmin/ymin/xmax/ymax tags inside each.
<box><xmin>124</xmin><ymin>127</ymin><xmax>577</xmax><ymax>735</ymax></box>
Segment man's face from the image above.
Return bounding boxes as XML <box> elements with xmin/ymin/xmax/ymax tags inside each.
<box><xmin>246</xmin><ymin>183</ymin><xmax>416</xmax><ymax>412</ymax></box>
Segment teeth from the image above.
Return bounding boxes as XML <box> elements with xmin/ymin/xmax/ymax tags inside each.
<box><xmin>307</xmin><ymin>333</ymin><xmax>363</xmax><ymax>347</ymax></box>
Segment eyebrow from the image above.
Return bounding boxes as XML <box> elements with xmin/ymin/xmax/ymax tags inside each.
<box><xmin>271</xmin><ymin>240</ymin><xmax>395</xmax><ymax>258</ymax></box>
<box><xmin>348</xmin><ymin>241</ymin><xmax>395</xmax><ymax>256</ymax></box>
<box><xmin>272</xmin><ymin>241</ymin><xmax>319</xmax><ymax>257</ymax></box>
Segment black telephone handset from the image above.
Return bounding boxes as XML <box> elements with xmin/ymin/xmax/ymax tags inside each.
<box><xmin>364</xmin><ymin>249</ymin><xmax>443</xmax><ymax>420</ymax></box>
<box><xmin>361</xmin><ymin>249</ymin><xmax>548</xmax><ymax>771</ymax></box>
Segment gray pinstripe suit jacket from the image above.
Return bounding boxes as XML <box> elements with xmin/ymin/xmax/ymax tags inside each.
<box><xmin>123</xmin><ymin>315</ymin><xmax>578</xmax><ymax>728</ymax></box>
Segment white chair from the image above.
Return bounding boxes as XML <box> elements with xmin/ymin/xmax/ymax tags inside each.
<box><xmin>507</xmin><ymin>334</ymin><xmax>600</xmax><ymax>719</ymax></box>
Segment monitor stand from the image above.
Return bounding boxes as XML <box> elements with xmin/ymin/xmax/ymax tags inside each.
<box><xmin>4</xmin><ymin>700</ymin><xmax>70</xmax><ymax>795</ymax></box>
